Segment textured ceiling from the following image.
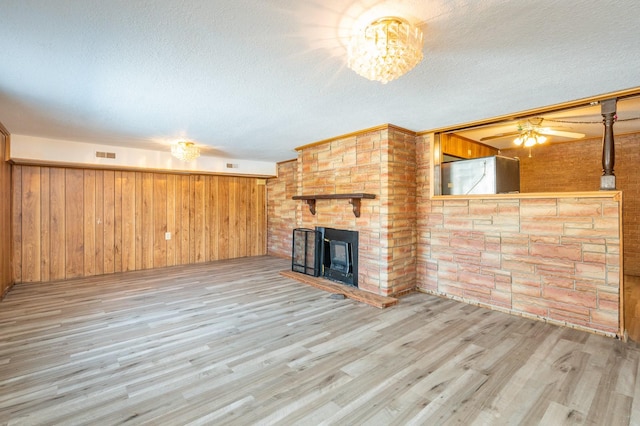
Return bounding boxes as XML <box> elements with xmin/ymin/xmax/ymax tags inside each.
<box><xmin>1</xmin><ymin>0</ymin><xmax>639</xmax><ymax>162</ymax></box>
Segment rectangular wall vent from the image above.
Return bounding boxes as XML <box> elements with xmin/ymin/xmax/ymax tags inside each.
<box><xmin>96</xmin><ymin>151</ymin><xmax>116</xmax><ymax>159</ymax></box>
<box><xmin>226</xmin><ymin>163</ymin><xmax>239</xmax><ymax>169</ymax></box>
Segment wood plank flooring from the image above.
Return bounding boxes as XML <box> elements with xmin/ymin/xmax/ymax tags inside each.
<box><xmin>1</xmin><ymin>255</ymin><xmax>640</xmax><ymax>425</ymax></box>
<box><xmin>279</xmin><ymin>270</ymin><xmax>398</xmax><ymax>308</ymax></box>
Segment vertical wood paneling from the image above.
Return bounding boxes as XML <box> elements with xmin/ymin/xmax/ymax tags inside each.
<box><xmin>238</xmin><ymin>178</ymin><xmax>248</xmax><ymax>257</ymax></box>
<box><xmin>121</xmin><ymin>172</ymin><xmax>136</xmax><ymax>272</ymax></box>
<box><xmin>65</xmin><ymin>169</ymin><xmax>84</xmax><ymax>278</ymax></box>
<box><xmin>11</xmin><ymin>166</ymin><xmax>267</xmax><ymax>283</ymax></box>
<box><xmin>114</xmin><ymin>171</ymin><xmax>122</xmax><ymax>273</ymax></box>
<box><xmin>153</xmin><ymin>174</ymin><xmax>167</xmax><ymax>268</ymax></box>
<box><xmin>188</xmin><ymin>176</ymin><xmax>196</xmax><ymax>263</ymax></box>
<box><xmin>141</xmin><ymin>173</ymin><xmax>154</xmax><ymax>269</ymax></box>
<box><xmin>218</xmin><ymin>176</ymin><xmax>230</xmax><ymax>260</ymax></box>
<box><xmin>40</xmin><ymin>169</ymin><xmax>50</xmax><ymax>282</ymax></box>
<box><xmin>83</xmin><ymin>170</ymin><xmax>96</xmax><ymax>276</ymax></box>
<box><xmin>0</xmin><ymin>131</ymin><xmax>12</xmax><ymax>295</ymax></box>
<box><xmin>179</xmin><ymin>175</ymin><xmax>189</xmax><ymax>265</ymax></box>
<box><xmin>11</xmin><ymin>165</ymin><xmax>22</xmax><ymax>284</ymax></box>
<box><xmin>258</xmin><ymin>181</ymin><xmax>266</xmax><ymax>254</ymax></box>
<box><xmin>49</xmin><ymin>168</ymin><xmax>65</xmax><ymax>281</ymax></box>
<box><xmin>94</xmin><ymin>170</ymin><xmax>104</xmax><ymax>276</ymax></box>
<box><xmin>248</xmin><ymin>181</ymin><xmax>256</xmax><ymax>256</ymax></box>
<box><xmin>229</xmin><ymin>177</ymin><xmax>239</xmax><ymax>258</ymax></box>
<box><xmin>258</xmin><ymin>181</ymin><xmax>267</xmax><ymax>255</ymax></box>
<box><xmin>135</xmin><ymin>172</ymin><xmax>143</xmax><ymax>270</ymax></box>
<box><xmin>250</xmin><ymin>180</ymin><xmax>265</xmax><ymax>256</ymax></box>
<box><xmin>204</xmin><ymin>176</ymin><xmax>211</xmax><ymax>261</ymax></box>
<box><xmin>209</xmin><ymin>176</ymin><xmax>219</xmax><ymax>261</ymax></box>
<box><xmin>103</xmin><ymin>171</ymin><xmax>115</xmax><ymax>274</ymax></box>
<box><xmin>21</xmin><ymin>166</ymin><xmax>41</xmax><ymax>282</ymax></box>
<box><xmin>193</xmin><ymin>175</ymin><xmax>206</xmax><ymax>263</ymax></box>
<box><xmin>166</xmin><ymin>174</ymin><xmax>176</xmax><ymax>266</ymax></box>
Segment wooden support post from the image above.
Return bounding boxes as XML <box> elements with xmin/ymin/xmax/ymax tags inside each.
<box><xmin>600</xmin><ymin>98</ymin><xmax>617</xmax><ymax>190</ymax></box>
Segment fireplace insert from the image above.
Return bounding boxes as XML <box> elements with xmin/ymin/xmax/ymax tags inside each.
<box><xmin>329</xmin><ymin>240</ymin><xmax>350</xmax><ymax>273</ymax></box>
<box><xmin>318</xmin><ymin>227</ymin><xmax>358</xmax><ymax>287</ymax></box>
<box><xmin>291</xmin><ymin>227</ymin><xmax>359</xmax><ymax>287</ymax></box>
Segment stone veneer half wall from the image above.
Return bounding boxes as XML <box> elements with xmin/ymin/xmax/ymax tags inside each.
<box><xmin>416</xmin><ymin>134</ymin><xmax>623</xmax><ymax>336</ymax></box>
<box><xmin>503</xmin><ymin>133</ymin><xmax>640</xmax><ymax>276</ymax></box>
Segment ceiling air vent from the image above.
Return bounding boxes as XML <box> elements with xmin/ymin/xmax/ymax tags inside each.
<box><xmin>96</xmin><ymin>151</ymin><xmax>116</xmax><ymax>159</ymax></box>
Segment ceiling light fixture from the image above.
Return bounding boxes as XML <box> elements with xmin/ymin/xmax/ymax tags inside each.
<box><xmin>513</xmin><ymin>129</ymin><xmax>547</xmax><ymax>147</ymax></box>
<box><xmin>347</xmin><ymin>17</ymin><xmax>424</xmax><ymax>84</ymax></box>
<box><xmin>513</xmin><ymin>119</ymin><xmax>548</xmax><ymax>147</ymax></box>
<box><xmin>171</xmin><ymin>141</ymin><xmax>200</xmax><ymax>161</ymax></box>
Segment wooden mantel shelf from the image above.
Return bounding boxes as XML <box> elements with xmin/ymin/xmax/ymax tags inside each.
<box><xmin>292</xmin><ymin>193</ymin><xmax>376</xmax><ymax>217</ymax></box>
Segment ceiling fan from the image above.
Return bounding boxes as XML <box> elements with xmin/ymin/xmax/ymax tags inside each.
<box><xmin>480</xmin><ymin>117</ymin><xmax>585</xmax><ymax>145</ymax></box>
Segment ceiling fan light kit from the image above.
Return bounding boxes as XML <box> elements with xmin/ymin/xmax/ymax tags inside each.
<box><xmin>514</xmin><ymin>130</ymin><xmax>547</xmax><ymax>147</ymax></box>
<box><xmin>511</xmin><ymin>117</ymin><xmax>585</xmax><ymax>148</ymax></box>
<box><xmin>347</xmin><ymin>17</ymin><xmax>424</xmax><ymax>84</ymax></box>
<box><xmin>480</xmin><ymin>117</ymin><xmax>585</xmax><ymax>149</ymax></box>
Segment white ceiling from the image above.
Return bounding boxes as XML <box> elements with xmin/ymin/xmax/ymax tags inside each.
<box><xmin>1</xmin><ymin>0</ymin><xmax>639</xmax><ymax>162</ymax></box>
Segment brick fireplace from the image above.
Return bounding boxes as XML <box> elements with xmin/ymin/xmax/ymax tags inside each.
<box><xmin>286</xmin><ymin>125</ymin><xmax>417</xmax><ymax>297</ymax></box>
<box><xmin>268</xmin><ymin>124</ymin><xmax>624</xmax><ymax>336</ymax></box>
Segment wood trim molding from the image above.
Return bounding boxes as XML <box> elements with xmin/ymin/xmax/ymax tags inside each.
<box><xmin>9</xmin><ymin>158</ymin><xmax>276</xmax><ymax>179</ymax></box>
<box><xmin>418</xmin><ymin>86</ymin><xmax>640</xmax><ymax>136</ymax></box>
<box><xmin>276</xmin><ymin>158</ymin><xmax>297</xmax><ymax>166</ymax></box>
<box><xmin>0</xmin><ymin>122</ymin><xmax>9</xmax><ymax>162</ymax></box>
<box><xmin>0</xmin><ymin>120</ymin><xmax>10</xmax><ymax>137</ymax></box>
<box><xmin>431</xmin><ymin>190</ymin><xmax>623</xmax><ymax>201</ymax></box>
<box><xmin>295</xmin><ymin>124</ymin><xmax>417</xmax><ymax>152</ymax></box>
<box><xmin>3</xmin><ymin>135</ymin><xmax>8</xmax><ymax>163</ymax></box>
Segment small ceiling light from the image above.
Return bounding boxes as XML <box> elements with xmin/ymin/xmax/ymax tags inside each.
<box><xmin>347</xmin><ymin>17</ymin><xmax>424</xmax><ymax>84</ymax></box>
<box><xmin>514</xmin><ymin>130</ymin><xmax>547</xmax><ymax>147</ymax></box>
<box><xmin>514</xmin><ymin>119</ymin><xmax>548</xmax><ymax>148</ymax></box>
<box><xmin>171</xmin><ymin>141</ymin><xmax>200</xmax><ymax>161</ymax></box>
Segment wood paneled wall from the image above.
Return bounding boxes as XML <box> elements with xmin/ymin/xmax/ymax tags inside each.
<box><xmin>442</xmin><ymin>133</ymin><xmax>498</xmax><ymax>159</ymax></box>
<box><xmin>0</xmin><ymin>128</ymin><xmax>12</xmax><ymax>297</ymax></box>
<box><xmin>12</xmin><ymin>166</ymin><xmax>266</xmax><ymax>283</ymax></box>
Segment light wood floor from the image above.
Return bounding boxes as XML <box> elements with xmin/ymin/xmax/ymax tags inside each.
<box><xmin>1</xmin><ymin>256</ymin><xmax>640</xmax><ymax>425</ymax></box>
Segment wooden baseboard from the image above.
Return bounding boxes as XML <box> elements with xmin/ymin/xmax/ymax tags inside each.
<box><xmin>280</xmin><ymin>270</ymin><xmax>398</xmax><ymax>309</ymax></box>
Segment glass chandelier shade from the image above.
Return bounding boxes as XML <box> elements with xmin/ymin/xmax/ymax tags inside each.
<box><xmin>514</xmin><ymin>130</ymin><xmax>547</xmax><ymax>147</ymax></box>
<box><xmin>171</xmin><ymin>141</ymin><xmax>200</xmax><ymax>161</ymax></box>
<box><xmin>347</xmin><ymin>17</ymin><xmax>424</xmax><ymax>84</ymax></box>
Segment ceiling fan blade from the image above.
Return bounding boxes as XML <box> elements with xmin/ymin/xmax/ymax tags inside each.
<box><xmin>538</xmin><ymin>128</ymin><xmax>585</xmax><ymax>139</ymax></box>
<box><xmin>479</xmin><ymin>131</ymin><xmax>519</xmax><ymax>142</ymax></box>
